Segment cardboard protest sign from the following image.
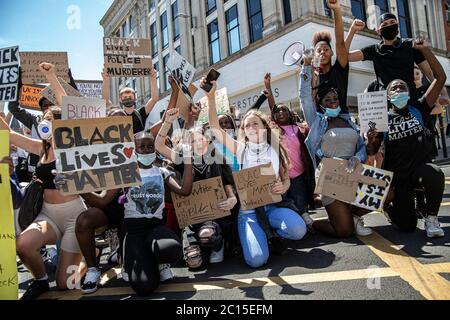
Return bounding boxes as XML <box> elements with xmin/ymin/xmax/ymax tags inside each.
<box><xmin>19</xmin><ymin>84</ymin><xmax>45</xmax><ymax>111</ymax></box>
<box><xmin>75</xmin><ymin>80</ymin><xmax>103</xmax><ymax>98</ymax></box>
<box><xmin>104</xmin><ymin>37</ymin><xmax>152</xmax><ymax>77</ymax></box>
<box><xmin>62</xmin><ymin>96</ymin><xmax>106</xmax><ymax>120</ymax></box>
<box><xmin>41</xmin><ymin>77</ymin><xmax>82</xmax><ymax>106</ymax></box>
<box><xmin>358</xmin><ymin>91</ymin><xmax>389</xmax><ymax>133</ymax></box>
<box><xmin>0</xmin><ymin>46</ymin><xmax>19</xmax><ymax>102</ymax></box>
<box><xmin>19</xmin><ymin>52</ymin><xmax>69</xmax><ymax>84</ymax></box>
<box><xmin>0</xmin><ymin>131</ymin><xmax>18</xmax><ymax>300</ymax></box>
<box><xmin>52</xmin><ymin>117</ymin><xmax>141</xmax><ymax>195</ymax></box>
<box><xmin>233</xmin><ymin>163</ymin><xmax>282</xmax><ymax>211</ymax></box>
<box><xmin>315</xmin><ymin>158</ymin><xmax>393</xmax><ymax>212</ymax></box>
<box><xmin>171</xmin><ymin>177</ymin><xmax>230</xmax><ymax>228</ymax></box>
<box><xmin>177</xmin><ymin>84</ymin><xmax>198</xmax><ymax>120</ymax></box>
<box><xmin>198</xmin><ymin>88</ymin><xmax>231</xmax><ymax>126</ymax></box>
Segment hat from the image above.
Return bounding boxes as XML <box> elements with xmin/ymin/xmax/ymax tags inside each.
<box><xmin>378</xmin><ymin>13</ymin><xmax>397</xmax><ymax>26</ymax></box>
<box><xmin>38</xmin><ymin>97</ymin><xmax>52</xmax><ymax>110</ymax></box>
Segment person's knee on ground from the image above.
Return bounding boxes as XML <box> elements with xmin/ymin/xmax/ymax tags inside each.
<box><xmin>198</xmin><ymin>221</ymin><xmax>223</xmax><ymax>250</ymax></box>
<box><xmin>130</xmin><ymin>272</ymin><xmax>159</xmax><ymax>296</ymax></box>
<box><xmin>151</xmin><ymin>238</ymin><xmax>183</xmax><ymax>265</ymax></box>
<box><xmin>387</xmin><ymin>205</ymin><xmax>417</xmax><ymax>232</ymax></box>
<box><xmin>244</xmin><ymin>250</ymin><xmax>269</xmax><ymax>269</ymax></box>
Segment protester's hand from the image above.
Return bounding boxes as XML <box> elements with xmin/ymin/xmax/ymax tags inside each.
<box><xmin>150</xmin><ymin>65</ymin><xmax>157</xmax><ymax>80</ymax></box>
<box><xmin>271</xmin><ymin>180</ymin><xmax>285</xmax><ymax>195</ymax></box>
<box><xmin>1</xmin><ymin>157</ymin><xmax>14</xmax><ymax>176</ymax></box>
<box><xmin>52</xmin><ymin>170</ymin><xmax>68</xmax><ymax>191</ymax></box>
<box><xmin>413</xmin><ymin>38</ymin><xmax>429</xmax><ymax>51</ymax></box>
<box><xmin>39</xmin><ymin>63</ymin><xmax>56</xmax><ymax>76</ymax></box>
<box><xmin>264</xmin><ymin>73</ymin><xmax>272</xmax><ymax>90</ymax></box>
<box><xmin>345</xmin><ymin>156</ymin><xmax>360</xmax><ymax>174</ymax></box>
<box><xmin>168</xmin><ymin>74</ymin><xmax>179</xmax><ymax>92</ymax></box>
<box><xmin>262</xmin><ymin>89</ymin><xmax>272</xmax><ymax>98</ymax></box>
<box><xmin>165</xmin><ymin>108</ymin><xmax>179</xmax><ymax>124</ymax></box>
<box><xmin>101</xmin><ymin>67</ymin><xmax>110</xmax><ymax>81</ymax></box>
<box><xmin>200</xmin><ymin>77</ymin><xmax>217</xmax><ymax>98</ymax></box>
<box><xmin>217</xmin><ymin>196</ymin><xmax>237</xmax><ymax>211</ymax></box>
<box><xmin>367</xmin><ymin>128</ymin><xmax>379</xmax><ymax>145</ymax></box>
<box><xmin>439</xmin><ymin>94</ymin><xmax>450</xmax><ymax>106</ymax></box>
<box><xmin>327</xmin><ymin>0</ymin><xmax>340</xmax><ymax>10</ymax></box>
<box><xmin>351</xmin><ymin>19</ymin><xmax>365</xmax><ymax>32</ymax></box>
<box><xmin>303</xmin><ymin>55</ymin><xmax>313</xmax><ymax>66</ymax></box>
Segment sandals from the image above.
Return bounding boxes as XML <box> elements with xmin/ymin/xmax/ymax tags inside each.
<box><xmin>184</xmin><ymin>245</ymin><xmax>203</xmax><ymax>269</ymax></box>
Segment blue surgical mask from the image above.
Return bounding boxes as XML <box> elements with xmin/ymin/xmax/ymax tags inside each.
<box><xmin>136</xmin><ymin>152</ymin><xmax>156</xmax><ymax>166</ymax></box>
<box><xmin>324</xmin><ymin>106</ymin><xmax>341</xmax><ymax>118</ymax></box>
<box><xmin>390</xmin><ymin>92</ymin><xmax>409</xmax><ymax>109</ymax></box>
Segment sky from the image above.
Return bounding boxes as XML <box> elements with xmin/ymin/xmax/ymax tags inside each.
<box><xmin>0</xmin><ymin>0</ymin><xmax>114</xmax><ymax>81</ymax></box>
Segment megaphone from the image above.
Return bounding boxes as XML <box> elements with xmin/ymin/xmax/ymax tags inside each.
<box><xmin>283</xmin><ymin>42</ymin><xmax>305</xmax><ymax>66</ymax></box>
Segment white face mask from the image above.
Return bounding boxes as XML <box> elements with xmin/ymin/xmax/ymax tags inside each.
<box><xmin>38</xmin><ymin>120</ymin><xmax>52</xmax><ymax>140</ymax></box>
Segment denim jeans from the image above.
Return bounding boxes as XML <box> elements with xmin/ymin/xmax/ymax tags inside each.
<box><xmin>237</xmin><ymin>205</ymin><xmax>307</xmax><ymax>268</ymax></box>
<box><xmin>286</xmin><ymin>175</ymin><xmax>308</xmax><ymax>214</ymax></box>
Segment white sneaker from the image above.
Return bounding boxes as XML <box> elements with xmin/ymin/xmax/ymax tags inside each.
<box><xmin>209</xmin><ymin>243</ymin><xmax>224</xmax><ymax>264</ymax></box>
<box><xmin>159</xmin><ymin>264</ymin><xmax>174</xmax><ymax>282</ymax></box>
<box><xmin>425</xmin><ymin>216</ymin><xmax>445</xmax><ymax>238</ymax></box>
<box><xmin>301</xmin><ymin>212</ymin><xmax>314</xmax><ymax>229</ymax></box>
<box><xmin>121</xmin><ymin>266</ymin><xmax>129</xmax><ymax>283</ymax></box>
<box><xmin>81</xmin><ymin>268</ymin><xmax>101</xmax><ymax>294</ymax></box>
<box><xmin>354</xmin><ymin>216</ymin><xmax>373</xmax><ymax>236</ymax></box>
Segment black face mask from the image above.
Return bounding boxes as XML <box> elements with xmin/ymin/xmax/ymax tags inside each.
<box><xmin>121</xmin><ymin>98</ymin><xmax>136</xmax><ymax>108</ymax></box>
<box><xmin>380</xmin><ymin>24</ymin><xmax>399</xmax><ymax>41</ymax></box>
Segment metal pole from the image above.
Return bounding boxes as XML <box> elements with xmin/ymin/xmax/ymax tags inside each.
<box><xmin>438</xmin><ymin>113</ymin><xmax>448</xmax><ymax>159</ymax></box>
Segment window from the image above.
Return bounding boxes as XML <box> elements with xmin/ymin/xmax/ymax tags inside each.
<box><xmin>375</xmin><ymin>0</ymin><xmax>389</xmax><ymax>15</ymax></box>
<box><xmin>154</xmin><ymin>62</ymin><xmax>160</xmax><ymax>93</ymax></box>
<box><xmin>208</xmin><ymin>19</ymin><xmax>221</xmax><ymax>64</ymax></box>
<box><xmin>150</xmin><ymin>22</ymin><xmax>158</xmax><ymax>58</ymax></box>
<box><xmin>163</xmin><ymin>55</ymin><xmax>170</xmax><ymax>91</ymax></box>
<box><xmin>121</xmin><ymin>19</ymin><xmax>129</xmax><ymax>37</ymax></box>
<box><xmin>396</xmin><ymin>0</ymin><xmax>412</xmax><ymax>38</ymax></box>
<box><xmin>324</xmin><ymin>0</ymin><xmax>332</xmax><ymax>18</ymax></box>
<box><xmin>175</xmin><ymin>46</ymin><xmax>181</xmax><ymax>54</ymax></box>
<box><xmin>148</xmin><ymin>0</ymin><xmax>156</xmax><ymax>11</ymax></box>
<box><xmin>226</xmin><ymin>5</ymin><xmax>241</xmax><ymax>55</ymax></box>
<box><xmin>351</xmin><ymin>0</ymin><xmax>366</xmax><ymax>22</ymax></box>
<box><xmin>172</xmin><ymin>1</ymin><xmax>180</xmax><ymax>41</ymax></box>
<box><xmin>247</xmin><ymin>0</ymin><xmax>263</xmax><ymax>43</ymax></box>
<box><xmin>206</xmin><ymin>0</ymin><xmax>216</xmax><ymax>16</ymax></box>
<box><xmin>129</xmin><ymin>14</ymin><xmax>137</xmax><ymax>35</ymax></box>
<box><xmin>161</xmin><ymin>11</ymin><xmax>169</xmax><ymax>50</ymax></box>
<box><xmin>283</xmin><ymin>0</ymin><xmax>292</xmax><ymax>24</ymax></box>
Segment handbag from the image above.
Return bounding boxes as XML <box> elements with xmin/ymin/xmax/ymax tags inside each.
<box><xmin>18</xmin><ymin>176</ymin><xmax>44</xmax><ymax>231</ymax></box>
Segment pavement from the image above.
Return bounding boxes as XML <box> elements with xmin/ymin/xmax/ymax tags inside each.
<box><xmin>17</xmin><ymin>165</ymin><xmax>450</xmax><ymax>301</ymax></box>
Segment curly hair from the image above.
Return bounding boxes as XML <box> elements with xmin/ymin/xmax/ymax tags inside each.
<box><xmin>312</xmin><ymin>30</ymin><xmax>332</xmax><ymax>48</ymax></box>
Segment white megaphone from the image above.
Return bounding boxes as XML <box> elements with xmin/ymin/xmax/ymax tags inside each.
<box><xmin>283</xmin><ymin>42</ymin><xmax>305</xmax><ymax>66</ymax></box>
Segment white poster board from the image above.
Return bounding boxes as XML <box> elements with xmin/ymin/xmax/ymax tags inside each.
<box><xmin>358</xmin><ymin>91</ymin><xmax>389</xmax><ymax>133</ymax></box>
<box><xmin>62</xmin><ymin>96</ymin><xmax>106</xmax><ymax>120</ymax></box>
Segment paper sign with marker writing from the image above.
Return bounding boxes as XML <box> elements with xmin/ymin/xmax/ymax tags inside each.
<box><xmin>171</xmin><ymin>177</ymin><xmax>230</xmax><ymax>228</ymax></box>
<box><xmin>198</xmin><ymin>88</ymin><xmax>230</xmax><ymax>126</ymax></box>
<box><xmin>358</xmin><ymin>91</ymin><xmax>389</xmax><ymax>133</ymax></box>
<box><xmin>62</xmin><ymin>96</ymin><xmax>106</xmax><ymax>120</ymax></box>
<box><xmin>75</xmin><ymin>81</ymin><xmax>103</xmax><ymax>98</ymax></box>
<box><xmin>19</xmin><ymin>52</ymin><xmax>69</xmax><ymax>84</ymax></box>
<box><xmin>0</xmin><ymin>130</ymin><xmax>18</xmax><ymax>300</ymax></box>
<box><xmin>0</xmin><ymin>46</ymin><xmax>19</xmax><ymax>102</ymax></box>
<box><xmin>52</xmin><ymin>117</ymin><xmax>141</xmax><ymax>195</ymax></box>
<box><xmin>19</xmin><ymin>84</ymin><xmax>45</xmax><ymax>110</ymax></box>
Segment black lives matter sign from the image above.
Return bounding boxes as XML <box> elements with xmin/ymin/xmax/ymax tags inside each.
<box><xmin>0</xmin><ymin>46</ymin><xmax>19</xmax><ymax>102</ymax></box>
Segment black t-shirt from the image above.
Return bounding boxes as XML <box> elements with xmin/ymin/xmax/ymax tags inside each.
<box><xmin>383</xmin><ymin>99</ymin><xmax>433</xmax><ymax>185</ymax></box>
<box><xmin>130</xmin><ymin>107</ymin><xmax>149</xmax><ymax>134</ymax></box>
<box><xmin>318</xmin><ymin>61</ymin><xmax>349</xmax><ymax>113</ymax></box>
<box><xmin>361</xmin><ymin>39</ymin><xmax>426</xmax><ymax>101</ymax></box>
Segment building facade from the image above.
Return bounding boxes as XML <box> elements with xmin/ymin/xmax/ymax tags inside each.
<box><xmin>100</xmin><ymin>0</ymin><xmax>450</xmax><ymax>126</ymax></box>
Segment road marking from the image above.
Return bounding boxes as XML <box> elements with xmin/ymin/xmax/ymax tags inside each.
<box><xmin>358</xmin><ymin>232</ymin><xmax>450</xmax><ymax>300</ymax></box>
<box><xmin>441</xmin><ymin>202</ymin><xmax>450</xmax><ymax>207</ymax></box>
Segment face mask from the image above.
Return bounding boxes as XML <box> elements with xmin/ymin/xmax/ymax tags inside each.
<box><xmin>324</xmin><ymin>106</ymin><xmax>341</xmax><ymax>118</ymax></box>
<box><xmin>136</xmin><ymin>152</ymin><xmax>156</xmax><ymax>166</ymax></box>
<box><xmin>121</xmin><ymin>98</ymin><xmax>136</xmax><ymax>108</ymax></box>
<box><xmin>38</xmin><ymin>120</ymin><xmax>52</xmax><ymax>140</ymax></box>
<box><xmin>380</xmin><ymin>24</ymin><xmax>399</xmax><ymax>41</ymax></box>
<box><xmin>390</xmin><ymin>92</ymin><xmax>409</xmax><ymax>109</ymax></box>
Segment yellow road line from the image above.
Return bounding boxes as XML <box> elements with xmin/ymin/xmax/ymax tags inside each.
<box><xmin>441</xmin><ymin>202</ymin><xmax>450</xmax><ymax>207</ymax></box>
<box><xmin>358</xmin><ymin>232</ymin><xmax>450</xmax><ymax>300</ymax></box>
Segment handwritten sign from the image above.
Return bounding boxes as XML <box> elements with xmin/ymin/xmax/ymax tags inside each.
<box><xmin>0</xmin><ymin>46</ymin><xmax>19</xmax><ymax>102</ymax></box>
<box><xmin>52</xmin><ymin>117</ymin><xmax>141</xmax><ymax>195</ymax></box>
<box><xmin>41</xmin><ymin>77</ymin><xmax>82</xmax><ymax>106</ymax></box>
<box><xmin>315</xmin><ymin>158</ymin><xmax>393</xmax><ymax>211</ymax></box>
<box><xmin>75</xmin><ymin>81</ymin><xmax>103</xmax><ymax>98</ymax></box>
<box><xmin>358</xmin><ymin>91</ymin><xmax>388</xmax><ymax>133</ymax></box>
<box><xmin>19</xmin><ymin>52</ymin><xmax>69</xmax><ymax>85</ymax></box>
<box><xmin>19</xmin><ymin>84</ymin><xmax>45</xmax><ymax>111</ymax></box>
<box><xmin>0</xmin><ymin>130</ymin><xmax>18</xmax><ymax>300</ymax></box>
<box><xmin>233</xmin><ymin>163</ymin><xmax>282</xmax><ymax>210</ymax></box>
<box><xmin>171</xmin><ymin>177</ymin><xmax>230</xmax><ymax>228</ymax></box>
<box><xmin>62</xmin><ymin>96</ymin><xmax>106</xmax><ymax>120</ymax></box>
<box><xmin>104</xmin><ymin>37</ymin><xmax>152</xmax><ymax>77</ymax></box>
<box><xmin>198</xmin><ymin>87</ymin><xmax>230</xmax><ymax>125</ymax></box>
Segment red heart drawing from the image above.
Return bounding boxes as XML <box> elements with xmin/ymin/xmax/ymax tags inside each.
<box><xmin>123</xmin><ymin>147</ymin><xmax>134</xmax><ymax>159</ymax></box>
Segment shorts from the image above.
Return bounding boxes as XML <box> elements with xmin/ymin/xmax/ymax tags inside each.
<box><xmin>35</xmin><ymin>197</ymin><xmax>87</xmax><ymax>253</ymax></box>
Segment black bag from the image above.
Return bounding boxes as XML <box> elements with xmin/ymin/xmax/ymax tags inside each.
<box><xmin>18</xmin><ymin>177</ymin><xmax>44</xmax><ymax>231</ymax></box>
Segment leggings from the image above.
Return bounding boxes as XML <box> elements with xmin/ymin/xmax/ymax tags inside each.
<box><xmin>122</xmin><ymin>218</ymin><xmax>182</xmax><ymax>296</ymax></box>
<box><xmin>238</xmin><ymin>205</ymin><xmax>307</xmax><ymax>268</ymax></box>
<box><xmin>387</xmin><ymin>163</ymin><xmax>444</xmax><ymax>232</ymax></box>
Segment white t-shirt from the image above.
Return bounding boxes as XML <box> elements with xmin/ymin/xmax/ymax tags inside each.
<box><xmin>236</xmin><ymin>141</ymin><xmax>280</xmax><ymax>177</ymax></box>
<box><xmin>124</xmin><ymin>166</ymin><xmax>174</xmax><ymax>220</ymax></box>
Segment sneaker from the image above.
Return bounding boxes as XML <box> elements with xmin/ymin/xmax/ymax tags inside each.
<box><xmin>81</xmin><ymin>268</ymin><xmax>102</xmax><ymax>294</ymax></box>
<box><xmin>353</xmin><ymin>216</ymin><xmax>373</xmax><ymax>236</ymax></box>
<box><xmin>301</xmin><ymin>212</ymin><xmax>314</xmax><ymax>229</ymax></box>
<box><xmin>425</xmin><ymin>216</ymin><xmax>445</xmax><ymax>238</ymax></box>
<box><xmin>209</xmin><ymin>243</ymin><xmax>224</xmax><ymax>264</ymax></box>
<box><xmin>159</xmin><ymin>264</ymin><xmax>174</xmax><ymax>282</ymax></box>
<box><xmin>121</xmin><ymin>267</ymin><xmax>129</xmax><ymax>283</ymax></box>
<box><xmin>21</xmin><ymin>280</ymin><xmax>49</xmax><ymax>300</ymax></box>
